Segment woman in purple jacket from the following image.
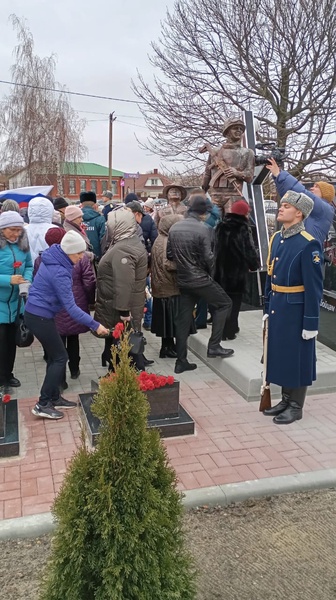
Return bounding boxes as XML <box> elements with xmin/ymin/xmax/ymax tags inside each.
<box><xmin>25</xmin><ymin>231</ymin><xmax>108</xmax><ymax>421</ymax></box>
<box><xmin>34</xmin><ymin>228</ymin><xmax>96</xmax><ymax>389</ymax></box>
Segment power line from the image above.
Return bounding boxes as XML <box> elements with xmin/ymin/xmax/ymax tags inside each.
<box><xmin>0</xmin><ymin>79</ymin><xmax>142</xmax><ymax>104</ymax></box>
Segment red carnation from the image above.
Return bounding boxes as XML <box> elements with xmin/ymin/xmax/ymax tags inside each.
<box><xmin>112</xmin><ymin>322</ymin><xmax>125</xmax><ymax>339</ymax></box>
<box><xmin>2</xmin><ymin>394</ymin><xmax>11</xmax><ymax>404</ymax></box>
<box><xmin>13</xmin><ymin>261</ymin><xmax>22</xmax><ymax>269</ymax></box>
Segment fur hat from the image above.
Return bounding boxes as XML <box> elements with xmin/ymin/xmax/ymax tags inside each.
<box><xmin>144</xmin><ymin>199</ymin><xmax>156</xmax><ymax>210</ymax></box>
<box><xmin>0</xmin><ymin>210</ymin><xmax>24</xmax><ymax>229</ymax></box>
<box><xmin>80</xmin><ymin>191</ymin><xmax>97</xmax><ymax>204</ymax></box>
<box><xmin>64</xmin><ymin>205</ymin><xmax>83</xmax><ymax>222</ymax></box>
<box><xmin>53</xmin><ymin>197</ymin><xmax>68</xmax><ymax>210</ymax></box>
<box><xmin>60</xmin><ymin>231</ymin><xmax>86</xmax><ymax>254</ymax></box>
<box><xmin>230</xmin><ymin>200</ymin><xmax>250</xmax><ymax>216</ymax></box>
<box><xmin>124</xmin><ymin>192</ymin><xmax>139</xmax><ymax>205</ymax></box>
<box><xmin>222</xmin><ymin>117</ymin><xmax>245</xmax><ymax>136</ymax></box>
<box><xmin>281</xmin><ymin>191</ymin><xmax>314</xmax><ymax>219</ymax></box>
<box><xmin>102</xmin><ymin>190</ymin><xmax>113</xmax><ymax>200</ymax></box>
<box><xmin>45</xmin><ymin>228</ymin><xmax>66</xmax><ymax>246</ymax></box>
<box><xmin>162</xmin><ymin>184</ymin><xmax>187</xmax><ymax>201</ymax></box>
<box><xmin>1</xmin><ymin>199</ymin><xmax>20</xmax><ymax>213</ymax></box>
<box><xmin>316</xmin><ymin>181</ymin><xmax>335</xmax><ymax>204</ymax></box>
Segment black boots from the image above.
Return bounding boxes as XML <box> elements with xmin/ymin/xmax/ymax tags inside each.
<box><xmin>264</xmin><ymin>387</ymin><xmax>307</xmax><ymax>425</ymax></box>
<box><xmin>273</xmin><ymin>387</ymin><xmax>307</xmax><ymax>425</ymax></box>
<box><xmin>207</xmin><ymin>345</ymin><xmax>234</xmax><ymax>358</ymax></box>
<box><xmin>263</xmin><ymin>388</ymin><xmax>291</xmax><ymax>417</ymax></box>
<box><xmin>174</xmin><ymin>360</ymin><xmax>197</xmax><ymax>374</ymax></box>
<box><xmin>160</xmin><ymin>338</ymin><xmax>177</xmax><ymax>358</ymax></box>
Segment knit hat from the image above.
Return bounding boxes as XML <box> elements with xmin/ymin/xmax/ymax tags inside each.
<box><xmin>281</xmin><ymin>191</ymin><xmax>314</xmax><ymax>219</ymax></box>
<box><xmin>230</xmin><ymin>200</ymin><xmax>250</xmax><ymax>216</ymax></box>
<box><xmin>102</xmin><ymin>190</ymin><xmax>113</xmax><ymax>200</ymax></box>
<box><xmin>144</xmin><ymin>199</ymin><xmax>155</xmax><ymax>209</ymax></box>
<box><xmin>188</xmin><ymin>195</ymin><xmax>211</xmax><ymax>215</ymax></box>
<box><xmin>316</xmin><ymin>181</ymin><xmax>335</xmax><ymax>204</ymax></box>
<box><xmin>124</xmin><ymin>192</ymin><xmax>139</xmax><ymax>205</ymax></box>
<box><xmin>60</xmin><ymin>231</ymin><xmax>86</xmax><ymax>254</ymax></box>
<box><xmin>126</xmin><ymin>200</ymin><xmax>145</xmax><ymax>215</ymax></box>
<box><xmin>1</xmin><ymin>199</ymin><xmax>20</xmax><ymax>213</ymax></box>
<box><xmin>80</xmin><ymin>191</ymin><xmax>97</xmax><ymax>204</ymax></box>
<box><xmin>0</xmin><ymin>210</ymin><xmax>24</xmax><ymax>229</ymax></box>
<box><xmin>64</xmin><ymin>205</ymin><xmax>83</xmax><ymax>221</ymax></box>
<box><xmin>45</xmin><ymin>228</ymin><xmax>66</xmax><ymax>246</ymax></box>
<box><xmin>53</xmin><ymin>197</ymin><xmax>68</xmax><ymax>210</ymax></box>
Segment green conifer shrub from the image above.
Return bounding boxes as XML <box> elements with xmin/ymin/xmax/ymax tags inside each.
<box><xmin>40</xmin><ymin>333</ymin><xmax>196</xmax><ymax>600</ymax></box>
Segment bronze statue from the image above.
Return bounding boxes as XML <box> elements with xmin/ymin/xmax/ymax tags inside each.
<box><xmin>155</xmin><ymin>184</ymin><xmax>187</xmax><ymax>226</ymax></box>
<box><xmin>201</xmin><ymin>117</ymin><xmax>255</xmax><ymax>213</ymax></box>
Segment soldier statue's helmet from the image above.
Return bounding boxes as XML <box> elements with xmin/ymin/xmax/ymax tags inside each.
<box><xmin>222</xmin><ymin>117</ymin><xmax>245</xmax><ymax>136</ymax></box>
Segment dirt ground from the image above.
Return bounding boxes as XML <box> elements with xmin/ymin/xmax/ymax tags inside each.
<box><xmin>1</xmin><ymin>489</ymin><xmax>336</xmax><ymax>600</ymax></box>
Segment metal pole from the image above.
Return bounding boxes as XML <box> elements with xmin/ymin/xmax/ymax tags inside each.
<box><xmin>108</xmin><ymin>112</ymin><xmax>116</xmax><ymax>191</ymax></box>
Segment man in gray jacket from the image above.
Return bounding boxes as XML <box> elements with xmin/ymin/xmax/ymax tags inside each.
<box><xmin>168</xmin><ymin>194</ymin><xmax>234</xmax><ymax>373</ymax></box>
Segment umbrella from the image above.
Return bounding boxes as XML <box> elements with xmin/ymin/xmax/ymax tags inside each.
<box><xmin>0</xmin><ymin>185</ymin><xmax>54</xmax><ymax>208</ymax></box>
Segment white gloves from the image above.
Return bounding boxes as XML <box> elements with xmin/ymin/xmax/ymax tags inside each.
<box><xmin>262</xmin><ymin>314</ymin><xmax>269</xmax><ymax>330</ymax></box>
<box><xmin>302</xmin><ymin>329</ymin><xmax>318</xmax><ymax>340</ymax></box>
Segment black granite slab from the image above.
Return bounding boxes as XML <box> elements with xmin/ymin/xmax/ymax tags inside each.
<box><xmin>0</xmin><ymin>399</ymin><xmax>20</xmax><ymax>458</ymax></box>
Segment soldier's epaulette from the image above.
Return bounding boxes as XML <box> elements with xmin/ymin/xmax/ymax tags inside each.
<box><xmin>300</xmin><ymin>231</ymin><xmax>314</xmax><ymax>241</ymax></box>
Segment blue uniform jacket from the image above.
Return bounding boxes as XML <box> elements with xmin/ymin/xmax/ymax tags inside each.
<box><xmin>273</xmin><ymin>171</ymin><xmax>334</xmax><ymax>247</ymax></box>
<box><xmin>265</xmin><ymin>229</ymin><xmax>323</xmax><ymax>388</ymax></box>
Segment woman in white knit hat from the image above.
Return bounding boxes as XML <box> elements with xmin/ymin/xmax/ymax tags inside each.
<box><xmin>25</xmin><ymin>231</ymin><xmax>109</xmax><ymax>420</ymax></box>
<box><xmin>0</xmin><ymin>211</ymin><xmax>33</xmax><ymax>389</ymax></box>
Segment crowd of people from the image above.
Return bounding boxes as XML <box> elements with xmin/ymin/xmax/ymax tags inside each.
<box><xmin>0</xmin><ymin>155</ymin><xmax>334</xmax><ymax>424</ymax></box>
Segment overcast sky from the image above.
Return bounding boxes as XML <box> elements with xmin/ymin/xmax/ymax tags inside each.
<box><xmin>0</xmin><ymin>0</ymin><xmax>176</xmax><ymax>173</ymax></box>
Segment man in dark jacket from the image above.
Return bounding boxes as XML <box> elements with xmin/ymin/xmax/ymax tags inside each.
<box><xmin>168</xmin><ymin>194</ymin><xmax>234</xmax><ymax>373</ymax></box>
<box><xmin>126</xmin><ymin>200</ymin><xmax>158</xmax><ymax>252</ymax></box>
<box><xmin>80</xmin><ymin>191</ymin><xmax>106</xmax><ymax>260</ymax></box>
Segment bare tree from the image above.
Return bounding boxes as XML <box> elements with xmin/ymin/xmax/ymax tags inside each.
<box><xmin>134</xmin><ymin>0</ymin><xmax>336</xmax><ymax>177</ymax></box>
<box><xmin>0</xmin><ymin>15</ymin><xmax>87</xmax><ymax>190</ymax></box>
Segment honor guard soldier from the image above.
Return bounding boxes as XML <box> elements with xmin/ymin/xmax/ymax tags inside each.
<box><xmin>263</xmin><ymin>191</ymin><xmax>323</xmax><ymax>425</ymax></box>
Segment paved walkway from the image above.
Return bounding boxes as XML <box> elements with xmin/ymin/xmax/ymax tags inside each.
<box><xmin>1</xmin><ymin>326</ymin><xmax>336</xmax><ymax>520</ymax></box>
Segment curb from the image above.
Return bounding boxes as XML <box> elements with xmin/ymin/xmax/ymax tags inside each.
<box><xmin>1</xmin><ymin>468</ymin><xmax>336</xmax><ymax>541</ymax></box>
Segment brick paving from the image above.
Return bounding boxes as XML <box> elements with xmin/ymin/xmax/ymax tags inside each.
<box><xmin>1</xmin><ymin>329</ymin><xmax>336</xmax><ymax>520</ymax></box>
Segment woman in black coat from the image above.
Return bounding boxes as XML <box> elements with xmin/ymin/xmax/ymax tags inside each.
<box><xmin>214</xmin><ymin>200</ymin><xmax>260</xmax><ymax>339</ymax></box>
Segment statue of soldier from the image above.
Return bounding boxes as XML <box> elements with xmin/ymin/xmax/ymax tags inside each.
<box><xmin>201</xmin><ymin>117</ymin><xmax>255</xmax><ymax>214</ymax></box>
<box><xmin>155</xmin><ymin>184</ymin><xmax>188</xmax><ymax>227</ymax></box>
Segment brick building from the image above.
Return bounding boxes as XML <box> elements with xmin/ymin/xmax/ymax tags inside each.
<box><xmin>123</xmin><ymin>168</ymin><xmax>172</xmax><ymax>199</ymax></box>
<box><xmin>8</xmin><ymin>162</ymin><xmax>124</xmax><ymax>201</ymax></box>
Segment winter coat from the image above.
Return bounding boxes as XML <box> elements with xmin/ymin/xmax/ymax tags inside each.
<box><xmin>25</xmin><ymin>244</ymin><xmax>99</xmax><ymax>331</ymax></box>
<box><xmin>95</xmin><ymin>235</ymin><xmax>148</xmax><ymax>331</ymax></box>
<box><xmin>82</xmin><ymin>206</ymin><xmax>106</xmax><ymax>259</ymax></box>
<box><xmin>265</xmin><ymin>229</ymin><xmax>323</xmax><ymax>387</ymax></box>
<box><xmin>273</xmin><ymin>171</ymin><xmax>334</xmax><ymax>247</ymax></box>
<box><xmin>214</xmin><ymin>214</ymin><xmax>260</xmax><ymax>293</ymax></box>
<box><xmin>0</xmin><ymin>231</ymin><xmax>33</xmax><ymax>324</ymax></box>
<box><xmin>26</xmin><ymin>197</ymin><xmax>58</xmax><ymax>262</ymax></box>
<box><xmin>139</xmin><ymin>213</ymin><xmax>158</xmax><ymax>252</ymax></box>
<box><xmin>55</xmin><ymin>254</ymin><xmax>96</xmax><ymax>336</ymax></box>
<box><xmin>33</xmin><ymin>252</ymin><xmax>96</xmax><ymax>336</ymax></box>
<box><xmin>151</xmin><ymin>215</ymin><xmax>181</xmax><ymax>298</ymax></box>
<box><xmin>167</xmin><ymin>212</ymin><xmax>214</xmax><ymax>289</ymax></box>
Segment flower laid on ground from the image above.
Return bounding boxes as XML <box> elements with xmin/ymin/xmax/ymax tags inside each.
<box><xmin>1</xmin><ymin>393</ymin><xmax>11</xmax><ymax>403</ymax></box>
<box><xmin>112</xmin><ymin>322</ymin><xmax>125</xmax><ymax>339</ymax></box>
<box><xmin>105</xmin><ymin>370</ymin><xmax>175</xmax><ymax>391</ymax></box>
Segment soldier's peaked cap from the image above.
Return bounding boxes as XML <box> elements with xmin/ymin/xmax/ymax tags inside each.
<box><xmin>222</xmin><ymin>117</ymin><xmax>245</xmax><ymax>136</ymax></box>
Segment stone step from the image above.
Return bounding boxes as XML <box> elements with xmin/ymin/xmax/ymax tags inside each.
<box><xmin>188</xmin><ymin>311</ymin><xmax>336</xmax><ymax>402</ymax></box>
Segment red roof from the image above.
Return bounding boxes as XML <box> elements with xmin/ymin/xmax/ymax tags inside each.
<box><xmin>123</xmin><ymin>170</ymin><xmax>172</xmax><ymax>193</ymax></box>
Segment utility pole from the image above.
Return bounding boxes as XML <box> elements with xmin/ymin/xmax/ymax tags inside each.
<box><xmin>108</xmin><ymin>112</ymin><xmax>117</xmax><ymax>191</ymax></box>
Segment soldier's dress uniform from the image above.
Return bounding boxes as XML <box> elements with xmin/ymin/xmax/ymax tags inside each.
<box><xmin>264</xmin><ymin>222</ymin><xmax>323</xmax><ymax>424</ymax></box>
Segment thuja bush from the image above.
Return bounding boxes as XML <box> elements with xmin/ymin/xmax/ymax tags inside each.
<box><xmin>40</xmin><ymin>333</ymin><xmax>196</xmax><ymax>600</ymax></box>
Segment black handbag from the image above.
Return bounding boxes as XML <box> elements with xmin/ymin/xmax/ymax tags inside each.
<box><xmin>128</xmin><ymin>320</ymin><xmax>145</xmax><ymax>356</ymax></box>
<box><xmin>15</xmin><ymin>296</ymin><xmax>34</xmax><ymax>348</ymax></box>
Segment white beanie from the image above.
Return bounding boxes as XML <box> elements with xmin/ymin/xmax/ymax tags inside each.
<box><xmin>0</xmin><ymin>210</ymin><xmax>24</xmax><ymax>229</ymax></box>
<box><xmin>60</xmin><ymin>231</ymin><xmax>86</xmax><ymax>254</ymax></box>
